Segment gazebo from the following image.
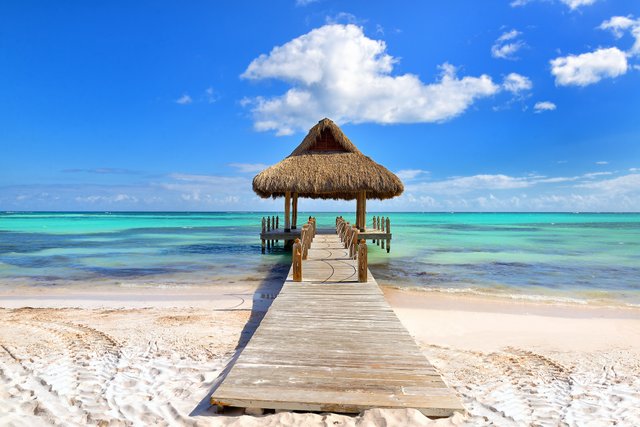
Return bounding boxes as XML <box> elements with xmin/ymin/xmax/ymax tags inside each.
<box><xmin>253</xmin><ymin>118</ymin><xmax>403</xmax><ymax>245</ymax></box>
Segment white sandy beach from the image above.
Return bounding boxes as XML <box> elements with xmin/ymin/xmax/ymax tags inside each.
<box><xmin>1</xmin><ymin>285</ymin><xmax>639</xmax><ymax>426</ymax></box>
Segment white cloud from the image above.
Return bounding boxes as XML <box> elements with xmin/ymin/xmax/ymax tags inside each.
<box><xmin>560</xmin><ymin>0</ymin><xmax>597</xmax><ymax>9</ymax></box>
<box><xmin>75</xmin><ymin>194</ymin><xmax>139</xmax><ymax>203</ymax></box>
<box><xmin>511</xmin><ymin>0</ymin><xmax>597</xmax><ymax>10</ymax></box>
<box><xmin>595</xmin><ymin>161</ymin><xmax>609</xmax><ymax>165</ymax></box>
<box><xmin>396</xmin><ymin>169</ymin><xmax>430</xmax><ymax>181</ymax></box>
<box><xmin>407</xmin><ymin>174</ymin><xmax>534</xmax><ymax>195</ymax></box>
<box><xmin>295</xmin><ymin>0</ymin><xmax>319</xmax><ymax>6</ymax></box>
<box><xmin>491</xmin><ymin>30</ymin><xmax>525</xmax><ymax>60</ymax></box>
<box><xmin>205</xmin><ymin>87</ymin><xmax>218</xmax><ymax>103</ymax></box>
<box><xmin>582</xmin><ymin>171</ymin><xmax>612</xmax><ymax>178</ymax></box>
<box><xmin>550</xmin><ymin>47</ymin><xmax>628</xmax><ymax>86</ymax></box>
<box><xmin>600</xmin><ymin>16</ymin><xmax>640</xmax><ymax>57</ymax></box>
<box><xmin>503</xmin><ymin>73</ymin><xmax>533</xmax><ymax>93</ymax></box>
<box><xmin>241</xmin><ymin>24</ymin><xmax>501</xmax><ymax>135</ymax></box>
<box><xmin>325</xmin><ymin>12</ymin><xmax>363</xmax><ymax>25</ymax></box>
<box><xmin>228</xmin><ymin>163</ymin><xmax>269</xmax><ymax>173</ymax></box>
<box><xmin>577</xmin><ymin>173</ymin><xmax>640</xmax><ymax>193</ymax></box>
<box><xmin>630</xmin><ymin>168</ymin><xmax>640</xmax><ymax>172</ymax></box>
<box><xmin>534</xmin><ymin>101</ymin><xmax>557</xmax><ymax>112</ymax></box>
<box><xmin>176</xmin><ymin>94</ymin><xmax>193</xmax><ymax>105</ymax></box>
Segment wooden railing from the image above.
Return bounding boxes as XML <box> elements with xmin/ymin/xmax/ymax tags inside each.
<box><xmin>371</xmin><ymin>215</ymin><xmax>391</xmax><ymax>253</ymax></box>
<box><xmin>292</xmin><ymin>217</ymin><xmax>316</xmax><ymax>282</ymax></box>
<box><xmin>261</xmin><ymin>215</ymin><xmax>281</xmax><ymax>253</ymax></box>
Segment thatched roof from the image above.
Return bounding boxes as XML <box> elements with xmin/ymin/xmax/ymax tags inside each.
<box><xmin>253</xmin><ymin>118</ymin><xmax>404</xmax><ymax>200</ymax></box>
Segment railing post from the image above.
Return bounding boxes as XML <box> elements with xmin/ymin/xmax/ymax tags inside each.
<box><xmin>386</xmin><ymin>217</ymin><xmax>391</xmax><ymax>253</ymax></box>
<box><xmin>358</xmin><ymin>239</ymin><xmax>367</xmax><ymax>282</ymax></box>
<box><xmin>301</xmin><ymin>224</ymin><xmax>309</xmax><ymax>260</ymax></box>
<box><xmin>380</xmin><ymin>216</ymin><xmax>385</xmax><ymax>250</ymax></box>
<box><xmin>261</xmin><ymin>217</ymin><xmax>266</xmax><ymax>253</ymax></box>
<box><xmin>292</xmin><ymin>238</ymin><xmax>302</xmax><ymax>282</ymax></box>
<box><xmin>350</xmin><ymin>226</ymin><xmax>359</xmax><ymax>259</ymax></box>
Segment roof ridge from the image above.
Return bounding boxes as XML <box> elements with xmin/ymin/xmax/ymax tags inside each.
<box><xmin>289</xmin><ymin>118</ymin><xmax>362</xmax><ymax>156</ymax></box>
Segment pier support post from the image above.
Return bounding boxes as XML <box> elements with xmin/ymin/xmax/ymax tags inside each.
<box><xmin>358</xmin><ymin>239</ymin><xmax>367</xmax><ymax>282</ymax></box>
<box><xmin>292</xmin><ymin>238</ymin><xmax>302</xmax><ymax>282</ymax></box>
<box><xmin>284</xmin><ymin>192</ymin><xmax>291</xmax><ymax>232</ymax></box>
<box><xmin>261</xmin><ymin>217</ymin><xmax>266</xmax><ymax>253</ymax></box>
<box><xmin>292</xmin><ymin>193</ymin><xmax>298</xmax><ymax>230</ymax></box>
<box><xmin>386</xmin><ymin>217</ymin><xmax>391</xmax><ymax>253</ymax></box>
<box><xmin>271</xmin><ymin>215</ymin><xmax>275</xmax><ymax>246</ymax></box>
<box><xmin>267</xmin><ymin>216</ymin><xmax>271</xmax><ymax>249</ymax></box>
<box><xmin>381</xmin><ymin>217</ymin><xmax>385</xmax><ymax>250</ymax></box>
<box><xmin>372</xmin><ymin>216</ymin><xmax>377</xmax><ymax>244</ymax></box>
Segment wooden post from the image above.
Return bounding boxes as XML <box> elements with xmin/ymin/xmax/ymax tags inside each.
<box><xmin>360</xmin><ymin>191</ymin><xmax>366</xmax><ymax>232</ymax></box>
<box><xmin>355</xmin><ymin>192</ymin><xmax>362</xmax><ymax>230</ymax></box>
<box><xmin>350</xmin><ymin>226</ymin><xmax>359</xmax><ymax>259</ymax></box>
<box><xmin>376</xmin><ymin>216</ymin><xmax>381</xmax><ymax>246</ymax></box>
<box><xmin>380</xmin><ymin>216</ymin><xmax>385</xmax><ymax>250</ymax></box>
<box><xmin>284</xmin><ymin>192</ymin><xmax>291</xmax><ymax>232</ymax></box>
<box><xmin>358</xmin><ymin>239</ymin><xmax>367</xmax><ymax>282</ymax></box>
<box><xmin>267</xmin><ymin>216</ymin><xmax>271</xmax><ymax>249</ymax></box>
<box><xmin>386</xmin><ymin>217</ymin><xmax>391</xmax><ymax>253</ymax></box>
<box><xmin>372</xmin><ymin>216</ymin><xmax>376</xmax><ymax>244</ymax></box>
<box><xmin>292</xmin><ymin>193</ymin><xmax>298</xmax><ymax>229</ymax></box>
<box><xmin>344</xmin><ymin>223</ymin><xmax>351</xmax><ymax>249</ymax></box>
<box><xmin>271</xmin><ymin>215</ymin><xmax>275</xmax><ymax>246</ymax></box>
<box><xmin>261</xmin><ymin>217</ymin><xmax>266</xmax><ymax>253</ymax></box>
<box><xmin>301</xmin><ymin>224</ymin><xmax>309</xmax><ymax>260</ymax></box>
<box><xmin>276</xmin><ymin>216</ymin><xmax>279</xmax><ymax>229</ymax></box>
<box><xmin>292</xmin><ymin>238</ymin><xmax>302</xmax><ymax>282</ymax></box>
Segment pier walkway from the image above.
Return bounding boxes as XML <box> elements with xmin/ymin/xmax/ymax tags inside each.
<box><xmin>210</xmin><ymin>232</ymin><xmax>464</xmax><ymax>417</ymax></box>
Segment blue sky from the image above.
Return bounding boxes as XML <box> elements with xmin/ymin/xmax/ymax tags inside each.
<box><xmin>1</xmin><ymin>0</ymin><xmax>639</xmax><ymax>212</ymax></box>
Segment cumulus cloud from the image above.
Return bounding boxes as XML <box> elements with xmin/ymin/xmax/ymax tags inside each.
<box><xmin>533</xmin><ymin>101</ymin><xmax>557</xmax><ymax>113</ymax></box>
<box><xmin>176</xmin><ymin>94</ymin><xmax>193</xmax><ymax>105</ymax></box>
<box><xmin>503</xmin><ymin>73</ymin><xmax>533</xmax><ymax>93</ymax></box>
<box><xmin>491</xmin><ymin>30</ymin><xmax>525</xmax><ymax>60</ymax></box>
<box><xmin>600</xmin><ymin>15</ymin><xmax>640</xmax><ymax>56</ymax></box>
<box><xmin>550</xmin><ymin>47</ymin><xmax>628</xmax><ymax>86</ymax></box>
<box><xmin>241</xmin><ymin>24</ymin><xmax>501</xmax><ymax>135</ymax></box>
<box><xmin>511</xmin><ymin>0</ymin><xmax>597</xmax><ymax>10</ymax></box>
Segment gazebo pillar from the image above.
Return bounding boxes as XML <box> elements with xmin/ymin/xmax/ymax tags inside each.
<box><xmin>284</xmin><ymin>191</ymin><xmax>291</xmax><ymax>232</ymax></box>
<box><xmin>355</xmin><ymin>192</ymin><xmax>361</xmax><ymax>230</ymax></box>
<box><xmin>292</xmin><ymin>193</ymin><xmax>298</xmax><ymax>229</ymax></box>
<box><xmin>360</xmin><ymin>190</ymin><xmax>366</xmax><ymax>231</ymax></box>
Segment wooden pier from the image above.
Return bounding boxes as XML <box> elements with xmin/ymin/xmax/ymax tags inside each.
<box><xmin>211</xmin><ymin>230</ymin><xmax>464</xmax><ymax>417</ymax></box>
<box><xmin>260</xmin><ymin>215</ymin><xmax>393</xmax><ymax>253</ymax></box>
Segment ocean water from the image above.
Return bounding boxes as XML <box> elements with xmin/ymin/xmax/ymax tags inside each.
<box><xmin>0</xmin><ymin>212</ymin><xmax>639</xmax><ymax>306</ymax></box>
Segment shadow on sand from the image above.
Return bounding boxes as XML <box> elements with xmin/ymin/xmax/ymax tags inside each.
<box><xmin>190</xmin><ymin>261</ymin><xmax>290</xmax><ymax>417</ymax></box>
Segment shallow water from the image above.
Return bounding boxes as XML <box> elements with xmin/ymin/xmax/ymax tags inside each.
<box><xmin>0</xmin><ymin>212</ymin><xmax>639</xmax><ymax>305</ymax></box>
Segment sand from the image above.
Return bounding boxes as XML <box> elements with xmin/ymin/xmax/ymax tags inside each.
<box><xmin>1</xmin><ymin>285</ymin><xmax>639</xmax><ymax>426</ymax></box>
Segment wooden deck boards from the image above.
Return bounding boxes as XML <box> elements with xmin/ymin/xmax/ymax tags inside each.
<box><xmin>210</xmin><ymin>233</ymin><xmax>464</xmax><ymax>417</ymax></box>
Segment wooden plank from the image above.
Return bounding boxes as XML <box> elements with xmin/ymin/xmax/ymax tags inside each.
<box><xmin>212</xmin><ymin>232</ymin><xmax>464</xmax><ymax>417</ymax></box>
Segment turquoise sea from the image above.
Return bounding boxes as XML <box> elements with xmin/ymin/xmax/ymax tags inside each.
<box><xmin>0</xmin><ymin>212</ymin><xmax>639</xmax><ymax>306</ymax></box>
